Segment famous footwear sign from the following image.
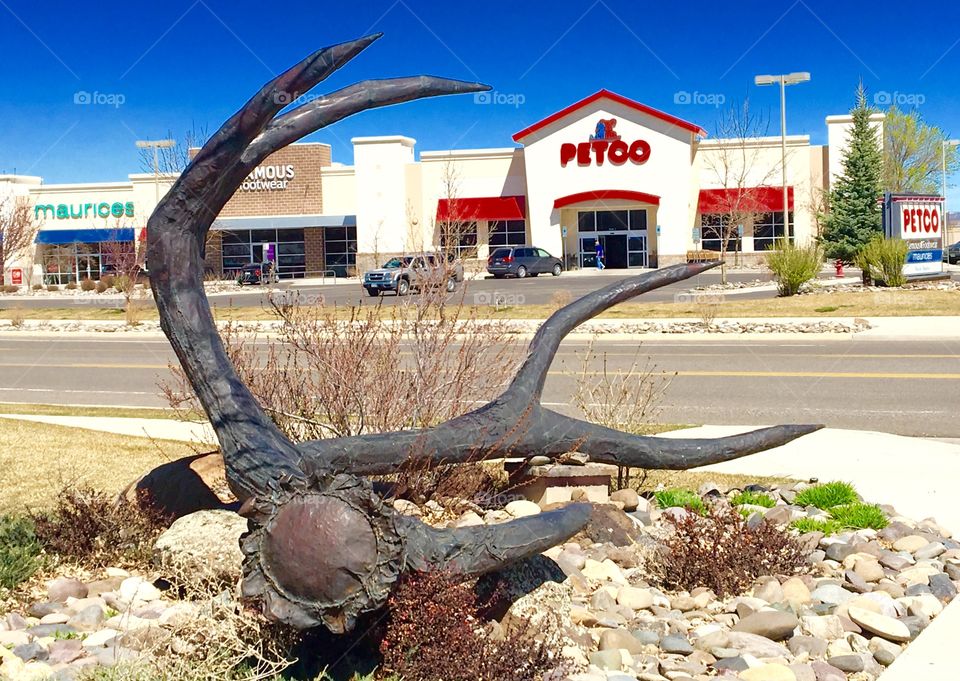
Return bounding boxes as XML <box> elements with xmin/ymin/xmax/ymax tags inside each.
<box><xmin>559</xmin><ymin>118</ymin><xmax>651</xmax><ymax>168</ymax></box>
<box><xmin>239</xmin><ymin>164</ymin><xmax>296</xmax><ymax>191</ymax></box>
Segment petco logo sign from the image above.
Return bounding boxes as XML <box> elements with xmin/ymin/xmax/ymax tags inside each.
<box><xmin>560</xmin><ymin>119</ymin><xmax>651</xmax><ymax>168</ymax></box>
<box><xmin>895</xmin><ymin>200</ymin><xmax>942</xmax><ymax>239</ymax></box>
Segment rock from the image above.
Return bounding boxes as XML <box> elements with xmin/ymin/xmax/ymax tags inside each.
<box><xmin>929</xmin><ymin>573</ymin><xmax>958</xmax><ymax>601</ymax></box>
<box><xmin>153</xmin><ymin>509</ymin><xmax>247</xmax><ymax>582</ymax></box>
<box><xmin>47</xmin><ymin>639</ymin><xmax>84</xmax><ymax>665</ymax></box>
<box><xmin>899</xmin><ymin>615</ymin><xmax>927</xmax><ymax>639</ymax></box>
<box><xmin>715</xmin><ymin>656</ymin><xmax>750</xmax><ymax>673</ymax></box>
<box><xmin>26</xmin><ymin>624</ymin><xmax>77</xmax><ymax>638</ymax></box>
<box><xmin>726</xmin><ymin>631</ymin><xmax>789</xmax><ymax>658</ymax></box>
<box><xmin>617</xmin><ymin>586</ymin><xmax>653</xmax><ymax>610</ymax></box>
<box><xmin>117</xmin><ymin>576</ymin><xmax>163</xmax><ymax>604</ymax></box>
<box><xmin>827</xmin><ymin>654</ymin><xmax>864</xmax><ymax>673</ymax></box>
<box><xmin>764</xmin><ymin>506</ymin><xmax>794</xmax><ymax>526</ymax></box>
<box><xmin>610</xmin><ymin>488</ymin><xmax>640</xmax><ymax>512</ymax></box>
<box><xmin>892</xmin><ymin>535</ymin><xmax>929</xmax><ymax>553</ymax></box>
<box><xmin>879</xmin><ymin>551</ymin><xmax>912</xmax><ymax>571</ymax></box>
<box><xmin>501</xmin><ymin>581</ymin><xmax>574</xmax><ymax>648</ymax></box>
<box><xmin>782</xmin><ymin>577</ymin><xmax>812</xmax><ymax>605</ymax></box>
<box><xmin>811</xmin><ymin>584</ymin><xmax>853</xmax><ymax>605</ymax></box>
<box><xmin>125</xmin><ymin>450</ymin><xmax>236</xmax><ymax>518</ymax></box>
<box><xmin>789</xmin><ymin>663</ymin><xmax>817</xmax><ymax>681</ymax></box>
<box><xmin>589</xmin><ymin>649</ymin><xmax>622</xmax><ymax>671</ymax></box>
<box><xmin>852</xmin><ymin>558</ymin><xmax>884</xmax><ymax>583</ymax></box>
<box><xmin>732</xmin><ymin>611</ymin><xmax>799</xmax><ymax>641</ymax></box>
<box><xmin>85</xmin><ymin>577</ymin><xmax>125</xmax><ymax>598</ymax></box>
<box><xmin>788</xmin><ymin>635</ymin><xmax>828</xmax><ymax>658</ymax></box>
<box><xmin>582</xmin><ymin>558</ymin><xmax>625</xmax><ymax>584</ymax></box>
<box><xmin>810</xmin><ymin>661</ymin><xmax>846</xmax><ymax>681</ymax></box>
<box><xmin>392</xmin><ymin>499</ymin><xmax>421</xmax><ymax>516</ymax></box>
<box><xmin>599</xmin><ymin>629</ymin><xmax>644</xmax><ymax>654</ymax></box>
<box><xmin>12</xmin><ymin>642</ymin><xmax>47</xmax><ymax>662</ymax></box>
<box><xmin>574</xmin><ymin>504</ymin><xmax>642</xmax><ymax>547</ymax></box>
<box><xmin>0</xmin><ymin>631</ymin><xmax>30</xmax><ymax>647</ymax></box>
<box><xmin>824</xmin><ymin>542</ymin><xmax>855</xmax><ymax>562</ymax></box>
<box><xmin>39</xmin><ymin>613</ymin><xmax>70</xmax><ymax>625</ymax></box>
<box><xmin>739</xmin><ymin>663</ymin><xmax>796</xmax><ymax>681</ymax></box>
<box><xmin>913</xmin><ymin>542</ymin><xmax>946</xmax><ymax>560</ymax></box>
<box><xmin>659</xmin><ymin>634</ymin><xmax>693</xmax><ymax>655</ymax></box>
<box><xmin>46</xmin><ymin>578</ymin><xmax>88</xmax><ymax>603</ymax></box>
<box><xmin>671</xmin><ymin>594</ymin><xmax>695</xmax><ymax>611</ymax></box>
<box><xmin>67</xmin><ymin>605</ymin><xmax>105</xmax><ymax>632</ymax></box>
<box><xmin>82</xmin><ymin>628</ymin><xmax>118</xmax><ymax>650</ymax></box>
<box><xmin>504</xmin><ymin>500</ymin><xmax>541</xmax><ymax>518</ymax></box>
<box><xmin>753</xmin><ymin>578</ymin><xmax>784</xmax><ymax>604</ymax></box>
<box><xmin>868</xmin><ymin>637</ymin><xmax>901</xmax><ymax>666</ymax></box>
<box><xmin>454</xmin><ymin>510</ymin><xmax>483</xmax><ymax>528</ymax></box>
<box><xmin>799</xmin><ymin>615</ymin><xmax>844</xmax><ymax>641</ymax></box>
<box><xmin>846</xmin><ymin>606</ymin><xmax>910</xmax><ymax>643</ymax></box>
<box><xmin>844</xmin><ymin>570</ymin><xmax>871</xmax><ymax>594</ymax></box>
<box><xmin>903</xmin><ymin>592</ymin><xmax>943</xmax><ymax>618</ymax></box>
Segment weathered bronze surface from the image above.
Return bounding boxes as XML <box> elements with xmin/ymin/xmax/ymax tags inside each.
<box><xmin>146</xmin><ymin>34</ymin><xmax>821</xmax><ymax>632</ymax></box>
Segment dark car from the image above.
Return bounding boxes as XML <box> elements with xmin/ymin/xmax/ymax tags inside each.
<box><xmin>487</xmin><ymin>246</ymin><xmax>563</xmax><ymax>279</ymax></box>
<box><xmin>237</xmin><ymin>262</ymin><xmax>278</xmax><ymax>285</ymax></box>
<box><xmin>945</xmin><ymin>241</ymin><xmax>960</xmax><ymax>264</ymax></box>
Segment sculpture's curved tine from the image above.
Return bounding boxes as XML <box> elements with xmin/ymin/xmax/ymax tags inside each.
<box><xmin>503</xmin><ymin>261</ymin><xmax>720</xmax><ymax>405</ymax></box>
<box><xmin>398</xmin><ymin>503</ymin><xmax>592</xmax><ymax>578</ymax></box>
<box><xmin>537</xmin><ymin>410</ymin><xmax>823</xmax><ymax>469</ymax></box>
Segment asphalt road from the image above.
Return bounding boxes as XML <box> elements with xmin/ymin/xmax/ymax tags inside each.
<box><xmin>5</xmin><ymin>270</ymin><xmax>780</xmax><ymax>310</ymax></box>
<box><xmin>0</xmin><ymin>335</ymin><xmax>957</xmax><ymax>438</ymax></box>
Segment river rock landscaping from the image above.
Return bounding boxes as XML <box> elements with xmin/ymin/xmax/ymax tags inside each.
<box><xmin>0</xmin><ymin>477</ymin><xmax>955</xmax><ymax>680</ymax></box>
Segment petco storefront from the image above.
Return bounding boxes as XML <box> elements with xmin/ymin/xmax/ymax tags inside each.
<box><xmin>340</xmin><ymin>89</ymin><xmax>832</xmax><ymax>272</ymax></box>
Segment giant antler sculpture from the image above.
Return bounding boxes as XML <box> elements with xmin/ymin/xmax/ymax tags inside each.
<box><xmin>147</xmin><ymin>34</ymin><xmax>821</xmax><ymax>634</ymax></box>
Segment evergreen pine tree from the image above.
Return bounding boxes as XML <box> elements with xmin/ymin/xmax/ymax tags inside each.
<box><xmin>821</xmin><ymin>83</ymin><xmax>884</xmax><ymax>262</ymax></box>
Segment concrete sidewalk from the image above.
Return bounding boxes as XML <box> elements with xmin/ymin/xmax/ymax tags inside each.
<box><xmin>0</xmin><ymin>414</ymin><xmax>216</xmax><ymax>445</ymax></box>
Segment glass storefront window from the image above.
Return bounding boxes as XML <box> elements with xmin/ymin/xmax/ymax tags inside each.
<box><xmin>324</xmin><ymin>225</ymin><xmax>357</xmax><ymax>277</ymax></box>
<box><xmin>488</xmin><ymin>220</ymin><xmax>526</xmax><ymax>247</ymax></box>
<box><xmin>218</xmin><ymin>228</ymin><xmax>305</xmax><ymax>278</ymax></box>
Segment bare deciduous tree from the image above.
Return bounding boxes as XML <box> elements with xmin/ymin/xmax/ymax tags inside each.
<box><xmin>0</xmin><ymin>196</ymin><xmax>39</xmax><ymax>286</ymax></box>
<box><xmin>702</xmin><ymin>100</ymin><xmax>783</xmax><ymax>282</ymax></box>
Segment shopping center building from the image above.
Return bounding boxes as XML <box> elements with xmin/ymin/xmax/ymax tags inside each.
<box><xmin>1</xmin><ymin>90</ymin><xmax>889</xmax><ymax>284</ymax></box>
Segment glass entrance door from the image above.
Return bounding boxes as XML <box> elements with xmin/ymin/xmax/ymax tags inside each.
<box><xmin>576</xmin><ymin>209</ymin><xmax>649</xmax><ymax>269</ymax></box>
<box><xmin>628</xmin><ymin>233</ymin><xmax>648</xmax><ymax>268</ymax></box>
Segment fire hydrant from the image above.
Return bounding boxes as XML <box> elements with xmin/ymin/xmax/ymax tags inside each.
<box><xmin>834</xmin><ymin>259</ymin><xmax>844</xmax><ymax>278</ymax></box>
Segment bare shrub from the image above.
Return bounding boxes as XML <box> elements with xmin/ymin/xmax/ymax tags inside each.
<box><xmin>80</xmin><ymin>278</ymin><xmax>97</xmax><ymax>291</ymax></box>
<box><xmin>9</xmin><ymin>309</ymin><xmax>24</xmax><ymax>328</ymax></box>
<box><xmin>31</xmin><ymin>486</ymin><xmax>170</xmax><ymax>568</ymax></box>
<box><xmin>45</xmin><ymin>284</ymin><xmax>59</xmax><ymax>293</ymax></box>
<box><xmin>163</xmin><ymin>295</ymin><xmax>520</xmax><ymax>442</ymax></box>
<box><xmin>101</xmin><ymin>274</ymin><xmax>116</xmax><ymax>288</ymax></box>
<box><xmin>697</xmin><ymin>294</ymin><xmax>722</xmax><ymax>326</ymax></box>
<box><xmin>380</xmin><ymin>570</ymin><xmax>559</xmax><ymax>681</ymax></box>
<box><xmin>95</xmin><ymin>281</ymin><xmax>109</xmax><ymax>294</ymax></box>
<box><xmin>651</xmin><ymin>504</ymin><xmax>807</xmax><ymax>596</ymax></box>
<box><xmin>571</xmin><ymin>337</ymin><xmax>672</xmax><ymax>488</ymax></box>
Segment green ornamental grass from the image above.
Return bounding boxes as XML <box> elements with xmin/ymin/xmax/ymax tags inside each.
<box><xmin>731</xmin><ymin>490</ymin><xmax>777</xmax><ymax>508</ymax></box>
<box><xmin>790</xmin><ymin>517</ymin><xmax>841</xmax><ymax>535</ymax></box>
<box><xmin>829</xmin><ymin>503</ymin><xmax>889</xmax><ymax>530</ymax></box>
<box><xmin>793</xmin><ymin>481</ymin><xmax>859</xmax><ymax>510</ymax></box>
<box><xmin>654</xmin><ymin>488</ymin><xmax>706</xmax><ymax>515</ymax></box>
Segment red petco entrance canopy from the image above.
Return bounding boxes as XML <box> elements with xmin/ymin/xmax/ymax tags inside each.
<box><xmin>698</xmin><ymin>187</ymin><xmax>794</xmax><ymax>213</ymax></box>
<box><xmin>436</xmin><ymin>196</ymin><xmax>526</xmax><ymax>221</ymax></box>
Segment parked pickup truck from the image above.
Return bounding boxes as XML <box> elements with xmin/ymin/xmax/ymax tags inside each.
<box><xmin>362</xmin><ymin>253</ymin><xmax>464</xmax><ymax>297</ymax></box>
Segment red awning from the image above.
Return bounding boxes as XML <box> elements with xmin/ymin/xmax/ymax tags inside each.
<box><xmin>698</xmin><ymin>187</ymin><xmax>794</xmax><ymax>213</ymax></box>
<box><xmin>554</xmin><ymin>189</ymin><xmax>661</xmax><ymax>209</ymax></box>
<box><xmin>436</xmin><ymin>196</ymin><xmax>525</xmax><ymax>222</ymax></box>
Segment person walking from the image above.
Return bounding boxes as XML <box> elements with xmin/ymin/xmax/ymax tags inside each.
<box><xmin>595</xmin><ymin>239</ymin><xmax>605</xmax><ymax>270</ymax></box>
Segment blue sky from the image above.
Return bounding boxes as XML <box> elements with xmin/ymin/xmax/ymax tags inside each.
<box><xmin>2</xmin><ymin>0</ymin><xmax>960</xmax><ymax>201</ymax></box>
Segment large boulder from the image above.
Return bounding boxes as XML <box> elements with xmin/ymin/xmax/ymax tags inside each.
<box><xmin>572</xmin><ymin>503</ymin><xmax>644</xmax><ymax>547</ymax></box>
<box><xmin>153</xmin><ymin>509</ymin><xmax>247</xmax><ymax>583</ymax></box>
<box><xmin>125</xmin><ymin>451</ymin><xmax>237</xmax><ymax>519</ymax></box>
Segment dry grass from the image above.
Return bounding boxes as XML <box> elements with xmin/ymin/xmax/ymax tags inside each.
<box><xmin>625</xmin><ymin>469</ymin><xmax>794</xmax><ymax>494</ymax></box>
<box><xmin>0</xmin><ymin>403</ymin><xmax>191</xmax><ymax>420</ymax></box>
<box><xmin>0</xmin><ymin>288</ymin><xmax>957</xmax><ymax>323</ymax></box>
<box><xmin>0</xmin><ymin>418</ymin><xmax>196</xmax><ymax>513</ymax></box>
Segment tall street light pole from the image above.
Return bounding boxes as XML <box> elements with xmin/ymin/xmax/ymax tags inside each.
<box><xmin>135</xmin><ymin>139</ymin><xmax>175</xmax><ymax>204</ymax></box>
<box><xmin>942</xmin><ymin>139</ymin><xmax>959</xmax><ymax>248</ymax></box>
<box><xmin>755</xmin><ymin>72</ymin><xmax>811</xmax><ymax>242</ymax></box>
